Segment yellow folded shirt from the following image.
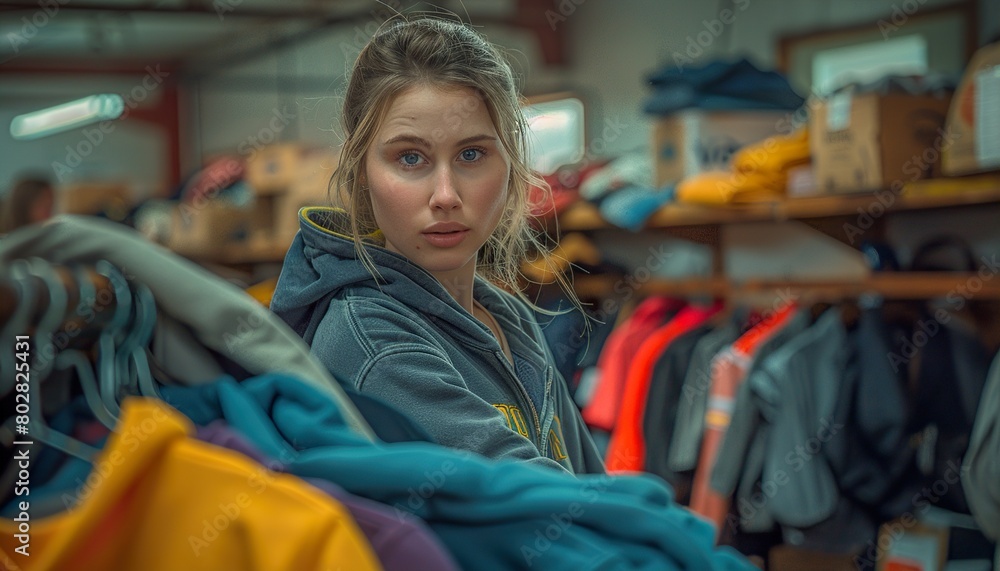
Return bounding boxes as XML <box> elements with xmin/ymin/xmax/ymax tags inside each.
<box><xmin>0</xmin><ymin>398</ymin><xmax>383</xmax><ymax>571</ymax></box>
<box><xmin>676</xmin><ymin>171</ymin><xmax>786</xmax><ymax>206</ymax></box>
<box><xmin>732</xmin><ymin>128</ymin><xmax>810</xmax><ymax>175</ymax></box>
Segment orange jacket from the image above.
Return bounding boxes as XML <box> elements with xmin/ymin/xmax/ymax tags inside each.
<box><xmin>606</xmin><ymin>303</ymin><xmax>722</xmax><ymax>472</ymax></box>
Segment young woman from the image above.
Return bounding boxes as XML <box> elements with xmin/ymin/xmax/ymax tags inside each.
<box><xmin>271</xmin><ymin>17</ymin><xmax>604</xmax><ymax>474</ymax></box>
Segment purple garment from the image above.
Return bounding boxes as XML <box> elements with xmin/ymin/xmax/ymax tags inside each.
<box><xmin>196</xmin><ymin>421</ymin><xmax>461</xmax><ymax>571</ymax></box>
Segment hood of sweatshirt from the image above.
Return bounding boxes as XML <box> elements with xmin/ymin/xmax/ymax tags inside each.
<box><xmin>270</xmin><ymin>207</ymin><xmax>506</xmax><ymax>350</ymax></box>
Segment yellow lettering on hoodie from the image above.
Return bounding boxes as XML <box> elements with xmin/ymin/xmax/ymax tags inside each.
<box><xmin>548</xmin><ymin>415</ymin><xmax>569</xmax><ymax>461</ymax></box>
<box><xmin>493</xmin><ymin>404</ymin><xmax>530</xmax><ymax>439</ymax></box>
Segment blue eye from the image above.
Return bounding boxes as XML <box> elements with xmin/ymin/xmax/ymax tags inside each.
<box><xmin>460</xmin><ymin>149</ymin><xmax>483</xmax><ymax>162</ymax></box>
<box><xmin>401</xmin><ymin>153</ymin><xmax>421</xmax><ymax>165</ymax></box>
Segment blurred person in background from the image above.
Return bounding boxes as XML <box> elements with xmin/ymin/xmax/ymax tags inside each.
<box><xmin>0</xmin><ymin>175</ymin><xmax>55</xmax><ymax>235</ymax></box>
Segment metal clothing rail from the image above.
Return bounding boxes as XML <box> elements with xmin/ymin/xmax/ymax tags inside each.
<box><xmin>569</xmin><ymin>273</ymin><xmax>1000</xmax><ymax>301</ymax></box>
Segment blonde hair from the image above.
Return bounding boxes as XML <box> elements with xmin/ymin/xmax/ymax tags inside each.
<box><xmin>332</xmin><ymin>15</ymin><xmax>581</xmax><ymax>314</ymax></box>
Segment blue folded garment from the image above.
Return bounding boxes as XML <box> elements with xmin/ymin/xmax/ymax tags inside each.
<box><xmin>645</xmin><ymin>58</ymin><xmax>804</xmax><ymax>116</ymax></box>
<box><xmin>599</xmin><ymin>186</ymin><xmax>676</xmax><ymax>232</ymax></box>
<box><xmin>160</xmin><ymin>374</ymin><xmax>756</xmax><ymax>571</ymax></box>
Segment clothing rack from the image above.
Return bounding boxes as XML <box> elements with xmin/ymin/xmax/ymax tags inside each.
<box><xmin>0</xmin><ymin>262</ymin><xmax>120</xmax><ymax>344</ymax></box>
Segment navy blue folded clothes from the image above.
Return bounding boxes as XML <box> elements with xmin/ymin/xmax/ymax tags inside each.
<box><xmin>161</xmin><ymin>374</ymin><xmax>756</xmax><ymax>571</ymax></box>
<box><xmin>644</xmin><ymin>58</ymin><xmax>804</xmax><ymax>116</ymax></box>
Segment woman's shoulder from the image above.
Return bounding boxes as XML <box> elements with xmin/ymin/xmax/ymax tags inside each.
<box><xmin>320</xmin><ymin>289</ymin><xmax>448</xmax><ymax>358</ymax></box>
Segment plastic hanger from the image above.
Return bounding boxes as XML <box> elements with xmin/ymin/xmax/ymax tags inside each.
<box><xmin>54</xmin><ymin>350</ymin><xmax>118</xmax><ymax>431</ymax></box>
<box><xmin>122</xmin><ymin>283</ymin><xmax>161</xmax><ymax>399</ymax></box>
<box><xmin>94</xmin><ymin>260</ymin><xmax>132</xmax><ymax>419</ymax></box>
<box><xmin>57</xmin><ymin>266</ymin><xmax>118</xmax><ymax>430</ymax></box>
<box><xmin>113</xmin><ymin>281</ymin><xmax>144</xmax><ymax>399</ymax></box>
<box><xmin>16</xmin><ymin>259</ymin><xmax>99</xmax><ymax>462</ymax></box>
<box><xmin>14</xmin><ymin>259</ymin><xmax>63</xmax><ymax>381</ymax></box>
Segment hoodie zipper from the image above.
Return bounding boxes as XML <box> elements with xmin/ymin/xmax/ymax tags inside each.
<box><xmin>491</xmin><ymin>350</ymin><xmax>544</xmax><ymax>449</ymax></box>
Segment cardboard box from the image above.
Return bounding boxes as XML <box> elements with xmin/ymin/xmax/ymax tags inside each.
<box><xmin>168</xmin><ymin>201</ymin><xmax>255</xmax><ymax>258</ymax></box>
<box><xmin>292</xmin><ymin>148</ymin><xmax>341</xmax><ymax>202</ymax></box>
<box><xmin>245</xmin><ymin>143</ymin><xmax>310</xmax><ymax>195</ymax></box>
<box><xmin>942</xmin><ymin>42</ymin><xmax>1000</xmax><ymax>176</ymax></box>
<box><xmin>768</xmin><ymin>545</ymin><xmax>858</xmax><ymax>571</ymax></box>
<box><xmin>652</xmin><ymin>110</ymin><xmax>787</xmax><ymax>187</ymax></box>
<box><xmin>874</xmin><ymin>519</ymin><xmax>948</xmax><ymax>571</ymax></box>
<box><xmin>810</xmin><ymin>91</ymin><xmax>952</xmax><ymax>194</ymax></box>
<box><xmin>243</xmin><ymin>146</ymin><xmax>342</xmax><ymax>249</ymax></box>
<box><xmin>274</xmin><ymin>148</ymin><xmax>341</xmax><ymax>242</ymax></box>
<box><xmin>58</xmin><ymin>181</ymin><xmax>133</xmax><ymax>219</ymax></box>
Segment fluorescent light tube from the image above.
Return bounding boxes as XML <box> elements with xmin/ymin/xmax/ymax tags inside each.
<box><xmin>10</xmin><ymin>94</ymin><xmax>125</xmax><ymax>141</ymax></box>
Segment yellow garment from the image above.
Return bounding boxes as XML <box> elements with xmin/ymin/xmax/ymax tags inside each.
<box><xmin>675</xmin><ymin>171</ymin><xmax>786</xmax><ymax>206</ymax></box>
<box><xmin>677</xmin><ymin>128</ymin><xmax>810</xmax><ymax>206</ymax></box>
<box><xmin>246</xmin><ymin>276</ymin><xmax>278</xmax><ymax>307</ymax></box>
<box><xmin>732</xmin><ymin>127</ymin><xmax>810</xmax><ymax>174</ymax></box>
<box><xmin>0</xmin><ymin>398</ymin><xmax>382</xmax><ymax>571</ymax></box>
<box><xmin>521</xmin><ymin>233</ymin><xmax>602</xmax><ymax>284</ymax></box>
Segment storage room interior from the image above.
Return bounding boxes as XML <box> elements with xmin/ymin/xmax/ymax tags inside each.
<box><xmin>2</xmin><ymin>0</ymin><xmax>1000</xmax><ymax>570</ymax></box>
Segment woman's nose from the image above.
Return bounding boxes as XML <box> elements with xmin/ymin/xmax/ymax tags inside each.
<box><xmin>429</xmin><ymin>168</ymin><xmax>461</xmax><ymax>210</ymax></box>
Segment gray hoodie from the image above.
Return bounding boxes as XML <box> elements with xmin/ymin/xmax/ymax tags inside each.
<box><xmin>270</xmin><ymin>207</ymin><xmax>605</xmax><ymax>474</ymax></box>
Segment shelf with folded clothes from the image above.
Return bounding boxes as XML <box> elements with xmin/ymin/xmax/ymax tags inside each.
<box><xmin>568</xmin><ymin>272</ymin><xmax>1000</xmax><ymax>301</ymax></box>
<box><xmin>553</xmin><ymin>173</ymin><xmax>1000</xmax><ymax>232</ymax></box>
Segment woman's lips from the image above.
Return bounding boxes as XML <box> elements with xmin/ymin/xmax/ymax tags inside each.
<box><xmin>421</xmin><ymin>229</ymin><xmax>471</xmax><ymax>248</ymax></box>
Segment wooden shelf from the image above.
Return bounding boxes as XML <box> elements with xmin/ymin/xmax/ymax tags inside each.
<box><xmin>570</xmin><ymin>272</ymin><xmax>1000</xmax><ymax>301</ymax></box>
<box><xmin>556</xmin><ymin>175</ymin><xmax>1000</xmax><ymax>231</ymax></box>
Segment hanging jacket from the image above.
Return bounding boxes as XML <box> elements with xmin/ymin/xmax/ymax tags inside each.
<box><xmin>161</xmin><ymin>373</ymin><xmax>756</xmax><ymax>571</ymax></box>
<box><xmin>643</xmin><ymin>324</ymin><xmax>713</xmax><ymax>500</ymax></box>
<box><xmin>689</xmin><ymin>304</ymin><xmax>798</xmax><ymax>530</ymax></box>
<box><xmin>708</xmin><ymin>308</ymin><xmax>810</xmax><ymax>534</ymax></box>
<box><xmin>668</xmin><ymin>322</ymin><xmax>741</xmax><ymax>475</ymax></box>
<box><xmin>0</xmin><ymin>398</ymin><xmax>383</xmax><ymax>571</ymax></box>
<box><xmin>269</xmin><ymin>207</ymin><xmax>604</xmax><ymax>474</ymax></box>
<box><xmin>963</xmin><ymin>350</ymin><xmax>1000</xmax><ymax>540</ymax></box>
<box><xmin>606</xmin><ymin>304</ymin><xmax>721</xmax><ymax>472</ymax></box>
<box><xmin>752</xmin><ymin>309</ymin><xmax>874</xmax><ymax>549</ymax></box>
<box><xmin>909</xmin><ymin>315</ymin><xmax>992</xmax><ymax>514</ymax></box>
<box><xmin>825</xmin><ymin>307</ymin><xmax>920</xmax><ymax>520</ymax></box>
<box><xmin>582</xmin><ymin>296</ymin><xmax>682</xmax><ymax>431</ymax></box>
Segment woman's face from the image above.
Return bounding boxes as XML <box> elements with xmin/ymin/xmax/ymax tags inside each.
<box><xmin>364</xmin><ymin>84</ymin><xmax>511</xmax><ymax>284</ymax></box>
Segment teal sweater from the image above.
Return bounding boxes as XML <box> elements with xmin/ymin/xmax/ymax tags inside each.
<box><xmin>163</xmin><ymin>374</ymin><xmax>755</xmax><ymax>571</ymax></box>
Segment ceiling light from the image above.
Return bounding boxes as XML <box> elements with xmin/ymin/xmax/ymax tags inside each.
<box><xmin>10</xmin><ymin>94</ymin><xmax>125</xmax><ymax>141</ymax></box>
